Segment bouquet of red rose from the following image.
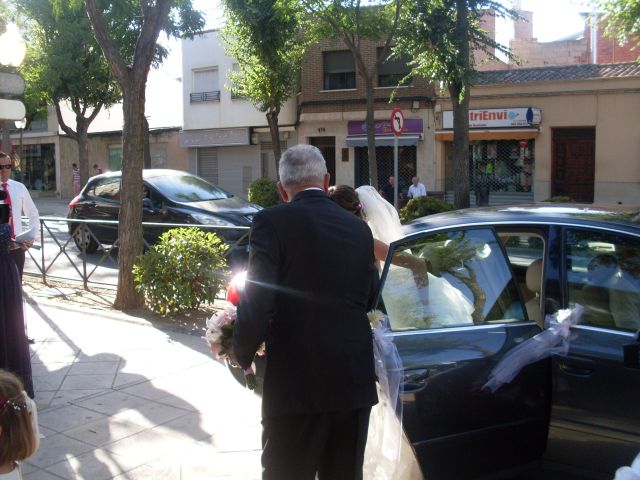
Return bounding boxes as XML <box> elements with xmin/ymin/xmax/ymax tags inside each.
<box><xmin>204</xmin><ymin>305</ymin><xmax>264</xmax><ymax>390</ymax></box>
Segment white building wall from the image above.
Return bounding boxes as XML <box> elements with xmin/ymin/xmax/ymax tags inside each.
<box><xmin>182</xmin><ymin>30</ymin><xmax>297</xmax><ymax>130</ymax></box>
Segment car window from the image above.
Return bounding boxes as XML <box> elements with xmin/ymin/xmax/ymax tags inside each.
<box><xmin>566</xmin><ymin>229</ymin><xmax>640</xmax><ymax>331</ymax></box>
<box><xmin>380</xmin><ymin>228</ymin><xmax>526</xmax><ymax>331</ymax></box>
<box><xmin>147</xmin><ymin>174</ymin><xmax>230</xmax><ymax>202</ymax></box>
<box><xmin>88</xmin><ymin>177</ymin><xmax>121</xmax><ymax>202</ymax></box>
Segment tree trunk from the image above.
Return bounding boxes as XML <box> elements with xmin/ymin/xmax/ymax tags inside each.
<box><xmin>266</xmin><ymin>108</ymin><xmax>281</xmax><ymax>177</ymax></box>
<box><xmin>114</xmin><ymin>83</ymin><xmax>145</xmax><ymax>310</ymax></box>
<box><xmin>76</xmin><ymin>120</ymin><xmax>91</xmax><ymax>185</ymax></box>
<box><xmin>450</xmin><ymin>83</ymin><xmax>470</xmax><ymax>209</ymax></box>
<box><xmin>451</xmin><ymin>0</ymin><xmax>471</xmax><ymax>209</ymax></box>
<box><xmin>364</xmin><ymin>75</ymin><xmax>378</xmax><ymax>189</ymax></box>
<box><xmin>143</xmin><ymin>115</ymin><xmax>151</xmax><ymax>169</ymax></box>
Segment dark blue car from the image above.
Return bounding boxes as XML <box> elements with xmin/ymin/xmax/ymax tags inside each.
<box><xmin>379</xmin><ymin>204</ymin><xmax>640</xmax><ymax>479</ymax></box>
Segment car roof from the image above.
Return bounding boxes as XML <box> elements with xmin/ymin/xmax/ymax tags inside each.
<box><xmin>91</xmin><ymin>169</ymin><xmax>190</xmax><ymax>181</ymax></box>
<box><xmin>405</xmin><ymin>203</ymin><xmax>640</xmax><ymax>236</ymax></box>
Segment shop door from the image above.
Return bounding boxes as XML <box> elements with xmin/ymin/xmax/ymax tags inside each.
<box><xmin>310</xmin><ymin>137</ymin><xmax>336</xmax><ymax>183</ymax></box>
<box><xmin>552</xmin><ymin>128</ymin><xmax>595</xmax><ymax>203</ymax></box>
<box><xmin>198</xmin><ymin>147</ymin><xmax>219</xmax><ymax>185</ymax></box>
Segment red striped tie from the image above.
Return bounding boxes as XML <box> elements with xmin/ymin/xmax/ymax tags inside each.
<box><xmin>2</xmin><ymin>183</ymin><xmax>14</xmax><ymax>239</ymax></box>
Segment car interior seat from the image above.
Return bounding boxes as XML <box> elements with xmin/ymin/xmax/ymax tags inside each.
<box><xmin>525</xmin><ymin>258</ymin><xmax>543</xmax><ymax>326</ymax></box>
<box><xmin>579</xmin><ymin>253</ymin><xmax>618</xmax><ymax>327</ymax></box>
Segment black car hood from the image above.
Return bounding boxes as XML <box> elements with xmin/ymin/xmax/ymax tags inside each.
<box><xmin>175</xmin><ymin>196</ymin><xmax>260</xmax><ymax>216</ymax></box>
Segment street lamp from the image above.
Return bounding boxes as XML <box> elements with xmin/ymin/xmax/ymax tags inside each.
<box><xmin>0</xmin><ymin>23</ymin><xmax>26</xmax><ymax>67</ymax></box>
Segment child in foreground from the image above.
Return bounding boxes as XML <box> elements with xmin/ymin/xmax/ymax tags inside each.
<box><xmin>0</xmin><ymin>370</ymin><xmax>40</xmax><ymax>479</ymax></box>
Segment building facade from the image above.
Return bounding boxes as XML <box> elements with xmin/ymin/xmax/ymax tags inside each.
<box><xmin>297</xmin><ymin>38</ymin><xmax>436</xmax><ymax>195</ymax></box>
<box><xmin>180</xmin><ymin>30</ymin><xmax>297</xmax><ymax>197</ymax></box>
<box><xmin>435</xmin><ymin>63</ymin><xmax>640</xmax><ymax>205</ymax></box>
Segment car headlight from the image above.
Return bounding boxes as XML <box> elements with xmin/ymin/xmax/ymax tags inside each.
<box><xmin>191</xmin><ymin>213</ymin><xmax>235</xmax><ymax>227</ymax></box>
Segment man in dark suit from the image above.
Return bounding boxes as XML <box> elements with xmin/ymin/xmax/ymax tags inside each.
<box><xmin>233</xmin><ymin>144</ymin><xmax>379</xmax><ymax>480</ymax></box>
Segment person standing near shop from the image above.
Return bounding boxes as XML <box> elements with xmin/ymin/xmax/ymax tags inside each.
<box><xmin>379</xmin><ymin>176</ymin><xmax>396</xmax><ymax>205</ymax></box>
<box><xmin>0</xmin><ymin>152</ymin><xmax>39</xmax><ymax>279</ymax></box>
<box><xmin>71</xmin><ymin>163</ymin><xmax>81</xmax><ymax>196</ymax></box>
<box><xmin>407</xmin><ymin>176</ymin><xmax>427</xmax><ymax>199</ymax></box>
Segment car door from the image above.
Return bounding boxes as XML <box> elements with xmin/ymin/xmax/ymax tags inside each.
<box><xmin>78</xmin><ymin>176</ymin><xmax>121</xmax><ymax>244</ymax></box>
<box><xmin>377</xmin><ymin>226</ymin><xmax>550</xmax><ymax>480</ymax></box>
<box><xmin>545</xmin><ymin>226</ymin><xmax>640</xmax><ymax>478</ymax></box>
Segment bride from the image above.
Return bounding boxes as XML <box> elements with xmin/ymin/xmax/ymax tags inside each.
<box><xmin>329</xmin><ymin>185</ymin><xmax>424</xmax><ymax>480</ymax></box>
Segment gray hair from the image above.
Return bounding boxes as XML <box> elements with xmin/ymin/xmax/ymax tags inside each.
<box><xmin>278</xmin><ymin>145</ymin><xmax>327</xmax><ymax>188</ymax></box>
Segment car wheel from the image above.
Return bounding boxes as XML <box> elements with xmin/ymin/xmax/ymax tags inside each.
<box><xmin>72</xmin><ymin>224</ymin><xmax>100</xmax><ymax>253</ymax></box>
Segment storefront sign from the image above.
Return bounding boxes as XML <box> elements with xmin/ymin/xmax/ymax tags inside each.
<box><xmin>442</xmin><ymin>107</ymin><xmax>542</xmax><ymax>129</ymax></box>
<box><xmin>348</xmin><ymin>118</ymin><xmax>423</xmax><ymax>136</ymax></box>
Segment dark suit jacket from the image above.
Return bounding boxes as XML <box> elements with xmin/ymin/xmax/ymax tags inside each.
<box><xmin>233</xmin><ymin>189</ymin><xmax>379</xmax><ymax>418</ymax></box>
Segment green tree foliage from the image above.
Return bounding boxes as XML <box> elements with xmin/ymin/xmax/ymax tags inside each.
<box><xmin>16</xmin><ymin>0</ymin><xmax>120</xmax><ymax>185</ymax></box>
<box><xmin>591</xmin><ymin>0</ymin><xmax>640</xmax><ymax>51</ymax></box>
<box><xmin>248</xmin><ymin>177</ymin><xmax>281</xmax><ymax>207</ymax></box>
<box><xmin>301</xmin><ymin>0</ymin><xmax>401</xmax><ymax>189</ymax></box>
<box><xmin>133</xmin><ymin>228</ymin><xmax>229</xmax><ymax>314</ymax></box>
<box><xmin>395</xmin><ymin>0</ymin><xmax>516</xmax><ymax>209</ymax></box>
<box><xmin>82</xmin><ymin>0</ymin><xmax>204</xmax><ymax>310</ymax></box>
<box><xmin>399</xmin><ymin>195</ymin><xmax>455</xmax><ymax>223</ymax></box>
<box><xmin>222</xmin><ymin>0</ymin><xmax>310</xmax><ymax>171</ymax></box>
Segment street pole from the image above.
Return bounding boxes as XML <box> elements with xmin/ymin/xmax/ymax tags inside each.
<box><xmin>393</xmin><ymin>134</ymin><xmax>398</xmax><ymax>209</ymax></box>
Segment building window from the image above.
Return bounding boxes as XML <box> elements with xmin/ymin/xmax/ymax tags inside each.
<box><xmin>323</xmin><ymin>51</ymin><xmax>356</xmax><ymax>90</ymax></box>
<box><xmin>377</xmin><ymin>49</ymin><xmax>412</xmax><ymax>87</ymax></box>
<box><xmin>191</xmin><ymin>67</ymin><xmax>220</xmax><ymax>103</ymax></box>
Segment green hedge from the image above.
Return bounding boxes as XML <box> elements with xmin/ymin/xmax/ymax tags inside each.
<box><xmin>133</xmin><ymin>228</ymin><xmax>229</xmax><ymax>315</ymax></box>
<box><xmin>543</xmin><ymin>196</ymin><xmax>573</xmax><ymax>203</ymax></box>
<box><xmin>399</xmin><ymin>196</ymin><xmax>456</xmax><ymax>223</ymax></box>
<box><xmin>248</xmin><ymin>178</ymin><xmax>281</xmax><ymax>207</ymax></box>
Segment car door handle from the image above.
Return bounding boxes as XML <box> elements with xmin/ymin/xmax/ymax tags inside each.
<box><xmin>557</xmin><ymin>356</ymin><xmax>596</xmax><ymax>377</ymax></box>
<box><xmin>401</xmin><ymin>368</ymin><xmax>429</xmax><ymax>392</ymax></box>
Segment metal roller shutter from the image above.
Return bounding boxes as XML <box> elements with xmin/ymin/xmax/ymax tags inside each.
<box><xmin>198</xmin><ymin>147</ymin><xmax>218</xmax><ymax>184</ymax></box>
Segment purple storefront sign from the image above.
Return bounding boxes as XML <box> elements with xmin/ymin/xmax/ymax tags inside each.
<box><xmin>347</xmin><ymin>118</ymin><xmax>423</xmax><ymax>136</ymax></box>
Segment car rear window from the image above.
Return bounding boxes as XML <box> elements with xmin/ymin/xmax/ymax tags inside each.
<box><xmin>147</xmin><ymin>174</ymin><xmax>230</xmax><ymax>202</ymax></box>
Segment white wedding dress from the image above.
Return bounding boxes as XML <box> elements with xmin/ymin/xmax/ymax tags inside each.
<box><xmin>357</xmin><ymin>186</ymin><xmax>424</xmax><ymax>480</ymax></box>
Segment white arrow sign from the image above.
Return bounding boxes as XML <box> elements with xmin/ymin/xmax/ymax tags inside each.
<box><xmin>0</xmin><ymin>99</ymin><xmax>26</xmax><ymax>120</ymax></box>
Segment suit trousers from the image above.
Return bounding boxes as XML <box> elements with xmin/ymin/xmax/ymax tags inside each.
<box><xmin>10</xmin><ymin>248</ymin><xmax>25</xmax><ymax>279</ymax></box>
<box><xmin>261</xmin><ymin>407</ymin><xmax>371</xmax><ymax>480</ymax></box>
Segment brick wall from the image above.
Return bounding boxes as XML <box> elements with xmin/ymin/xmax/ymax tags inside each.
<box><xmin>299</xmin><ymin>37</ymin><xmax>435</xmax><ymax>115</ymax></box>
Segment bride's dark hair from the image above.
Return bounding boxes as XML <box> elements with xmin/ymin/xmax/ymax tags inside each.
<box><xmin>329</xmin><ymin>185</ymin><xmax>363</xmax><ymax>219</ymax></box>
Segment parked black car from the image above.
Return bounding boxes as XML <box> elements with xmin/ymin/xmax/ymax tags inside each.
<box><xmin>67</xmin><ymin>169</ymin><xmax>260</xmax><ymax>266</ymax></box>
<box><xmin>232</xmin><ymin>204</ymin><xmax>640</xmax><ymax>479</ymax></box>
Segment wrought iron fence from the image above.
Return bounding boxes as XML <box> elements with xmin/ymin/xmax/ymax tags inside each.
<box><xmin>25</xmin><ymin>216</ymin><xmax>250</xmax><ymax>290</ymax></box>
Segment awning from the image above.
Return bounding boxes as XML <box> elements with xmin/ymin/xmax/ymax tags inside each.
<box><xmin>345</xmin><ymin>134</ymin><xmax>422</xmax><ymax>147</ymax></box>
<box><xmin>435</xmin><ymin>129</ymin><xmax>540</xmax><ymax>142</ymax></box>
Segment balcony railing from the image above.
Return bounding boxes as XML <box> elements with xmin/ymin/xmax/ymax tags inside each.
<box><xmin>190</xmin><ymin>90</ymin><xmax>221</xmax><ymax>103</ymax></box>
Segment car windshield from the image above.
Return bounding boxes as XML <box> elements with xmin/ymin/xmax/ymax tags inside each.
<box><xmin>148</xmin><ymin>174</ymin><xmax>230</xmax><ymax>202</ymax></box>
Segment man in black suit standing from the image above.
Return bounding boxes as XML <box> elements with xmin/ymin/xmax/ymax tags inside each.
<box><xmin>233</xmin><ymin>144</ymin><xmax>379</xmax><ymax>480</ymax></box>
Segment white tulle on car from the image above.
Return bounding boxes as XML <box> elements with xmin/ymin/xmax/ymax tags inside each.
<box><xmin>483</xmin><ymin>304</ymin><xmax>584</xmax><ymax>392</ymax></box>
<box><xmin>364</xmin><ymin>316</ymin><xmax>423</xmax><ymax>480</ymax></box>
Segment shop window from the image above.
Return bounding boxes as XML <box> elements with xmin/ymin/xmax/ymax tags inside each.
<box><xmin>377</xmin><ymin>48</ymin><xmax>412</xmax><ymax>87</ymax></box>
<box><xmin>466</xmin><ymin>140</ymin><xmax>535</xmax><ymax>197</ymax></box>
<box><xmin>354</xmin><ymin>146</ymin><xmax>417</xmax><ymax>207</ymax></box>
<box><xmin>14</xmin><ymin>143</ymin><xmax>56</xmax><ymax>191</ymax></box>
<box><xmin>323</xmin><ymin>51</ymin><xmax>356</xmax><ymax>90</ymax></box>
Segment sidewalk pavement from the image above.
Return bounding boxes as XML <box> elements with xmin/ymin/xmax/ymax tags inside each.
<box><xmin>21</xmin><ymin>294</ymin><xmax>263</xmax><ymax>479</ymax></box>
